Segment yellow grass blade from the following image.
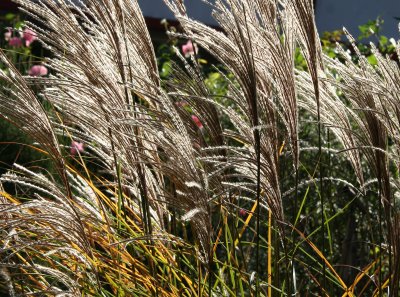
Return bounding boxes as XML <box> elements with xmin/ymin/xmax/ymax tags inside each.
<box><xmin>293</xmin><ymin>227</ymin><xmax>348</xmax><ymax>292</ymax></box>
<box><xmin>268</xmin><ymin>209</ymin><xmax>272</xmax><ymax>297</ymax></box>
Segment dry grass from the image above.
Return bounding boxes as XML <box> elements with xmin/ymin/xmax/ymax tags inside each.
<box><xmin>0</xmin><ymin>0</ymin><xmax>399</xmax><ymax>296</ymax></box>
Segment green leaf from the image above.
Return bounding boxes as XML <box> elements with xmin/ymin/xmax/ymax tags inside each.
<box><xmin>208</xmin><ymin>72</ymin><xmax>221</xmax><ymax>81</ymax></box>
<box><xmin>5</xmin><ymin>13</ymin><xmax>16</xmax><ymax>21</ymax></box>
<box><xmin>198</xmin><ymin>58</ymin><xmax>208</xmax><ymax>64</ymax></box>
<box><xmin>379</xmin><ymin>35</ymin><xmax>388</xmax><ymax>46</ymax></box>
<box><xmin>358</xmin><ymin>16</ymin><xmax>383</xmax><ymax>40</ymax></box>
<box><xmin>15</xmin><ymin>21</ymin><xmax>25</xmax><ymax>30</ymax></box>
<box><xmin>367</xmin><ymin>54</ymin><xmax>377</xmax><ymax>66</ymax></box>
<box><xmin>160</xmin><ymin>61</ymin><xmax>172</xmax><ymax>78</ymax></box>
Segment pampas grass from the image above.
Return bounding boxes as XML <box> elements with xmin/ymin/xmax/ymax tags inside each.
<box><xmin>1</xmin><ymin>0</ymin><xmax>400</xmax><ymax>295</ymax></box>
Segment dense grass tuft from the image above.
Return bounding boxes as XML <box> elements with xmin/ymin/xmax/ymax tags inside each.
<box><xmin>1</xmin><ymin>0</ymin><xmax>400</xmax><ymax>295</ymax></box>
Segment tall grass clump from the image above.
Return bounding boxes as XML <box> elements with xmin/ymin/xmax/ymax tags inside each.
<box><xmin>1</xmin><ymin>0</ymin><xmax>400</xmax><ymax>296</ymax></box>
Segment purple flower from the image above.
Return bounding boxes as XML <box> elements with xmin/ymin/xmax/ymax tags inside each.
<box><xmin>70</xmin><ymin>141</ymin><xmax>84</xmax><ymax>156</ymax></box>
<box><xmin>9</xmin><ymin>37</ymin><xmax>22</xmax><ymax>47</ymax></box>
<box><xmin>175</xmin><ymin>100</ymin><xmax>188</xmax><ymax>107</ymax></box>
<box><xmin>28</xmin><ymin>65</ymin><xmax>48</xmax><ymax>77</ymax></box>
<box><xmin>239</xmin><ymin>208</ymin><xmax>247</xmax><ymax>217</ymax></box>
<box><xmin>191</xmin><ymin>115</ymin><xmax>204</xmax><ymax>129</ymax></box>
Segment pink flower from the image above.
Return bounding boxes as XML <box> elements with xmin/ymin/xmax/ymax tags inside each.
<box><xmin>9</xmin><ymin>37</ymin><xmax>22</xmax><ymax>47</ymax></box>
<box><xmin>28</xmin><ymin>65</ymin><xmax>48</xmax><ymax>77</ymax></box>
<box><xmin>182</xmin><ymin>40</ymin><xmax>197</xmax><ymax>58</ymax></box>
<box><xmin>239</xmin><ymin>208</ymin><xmax>247</xmax><ymax>217</ymax></box>
<box><xmin>23</xmin><ymin>28</ymin><xmax>37</xmax><ymax>47</ymax></box>
<box><xmin>191</xmin><ymin>115</ymin><xmax>204</xmax><ymax>129</ymax></box>
<box><xmin>4</xmin><ymin>29</ymin><xmax>11</xmax><ymax>41</ymax></box>
<box><xmin>70</xmin><ymin>141</ymin><xmax>84</xmax><ymax>156</ymax></box>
